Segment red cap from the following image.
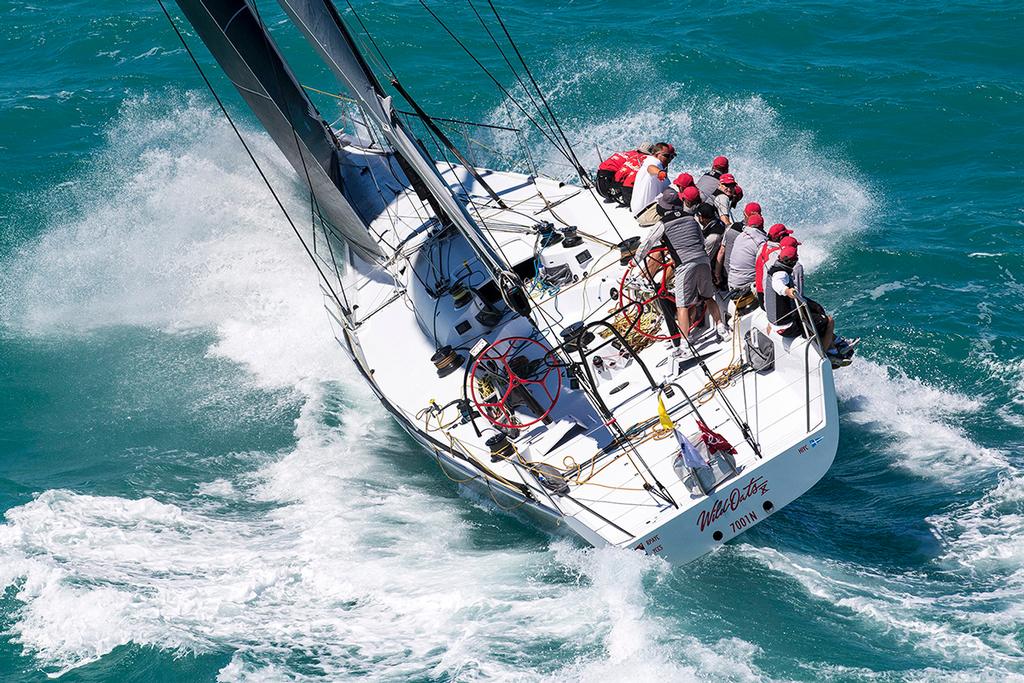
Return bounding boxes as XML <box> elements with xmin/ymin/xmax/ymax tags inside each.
<box><xmin>780</xmin><ymin>245</ymin><xmax>799</xmax><ymax>260</ymax></box>
<box><xmin>712</xmin><ymin>155</ymin><xmax>729</xmax><ymax>171</ymax></box>
<box><xmin>780</xmin><ymin>235</ymin><xmax>801</xmax><ymax>247</ymax></box>
<box><xmin>746</xmin><ymin>214</ymin><xmax>764</xmax><ymax>228</ymax></box>
<box><xmin>661</xmin><ymin>144</ymin><xmax>676</xmax><ymax>156</ymax></box>
<box><xmin>744</xmin><ymin>202</ymin><xmax>761</xmax><ymax>217</ymax></box>
<box><xmin>719</xmin><ymin>173</ymin><xmax>736</xmax><ymax>185</ymax></box>
<box><xmin>768</xmin><ymin>223</ymin><xmax>793</xmax><ymax>239</ymax></box>
<box><xmin>674</xmin><ymin>173</ymin><xmax>694</xmax><ymax>188</ymax></box>
<box><xmin>681</xmin><ymin>186</ymin><xmax>701</xmax><ymax>202</ymax></box>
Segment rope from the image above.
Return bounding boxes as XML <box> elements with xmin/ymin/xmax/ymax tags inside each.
<box><xmin>415</xmin><ymin>0</ymin><xmax>575</xmax><ymax>164</ymax></box>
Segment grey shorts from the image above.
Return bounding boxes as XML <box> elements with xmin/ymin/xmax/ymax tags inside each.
<box><xmin>674</xmin><ymin>261</ymin><xmax>715</xmax><ymax>307</ymax></box>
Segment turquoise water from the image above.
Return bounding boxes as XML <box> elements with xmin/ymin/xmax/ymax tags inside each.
<box><xmin>2</xmin><ymin>0</ymin><xmax>1023</xmax><ymax>680</ymax></box>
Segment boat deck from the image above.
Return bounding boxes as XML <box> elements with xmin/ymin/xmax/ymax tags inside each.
<box><xmin>328</xmin><ymin>150</ymin><xmax>834</xmax><ymax>563</ymax></box>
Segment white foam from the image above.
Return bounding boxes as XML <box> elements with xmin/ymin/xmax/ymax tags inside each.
<box><xmin>869</xmin><ymin>280</ymin><xmax>905</xmax><ymax>300</ymax></box>
<box><xmin>0</xmin><ymin>92</ymin><xmax>345</xmax><ymax>389</ymax></box>
<box><xmin>485</xmin><ymin>54</ymin><xmax>872</xmax><ymax>271</ymax></box>
<box><xmin>196</xmin><ymin>479</ymin><xmax>236</xmax><ymax>498</ymax></box>
<box><xmin>0</xmin><ymin>395</ymin><xmax>769</xmax><ymax>680</ymax></box>
<box><xmin>834</xmin><ymin>359</ymin><xmax>1006</xmax><ymax>482</ymax></box>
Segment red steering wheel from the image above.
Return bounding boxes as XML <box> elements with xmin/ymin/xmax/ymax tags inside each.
<box><xmin>618</xmin><ymin>246</ymin><xmax>681</xmax><ymax>341</ymax></box>
<box><xmin>469</xmin><ymin>336</ymin><xmax>562</xmax><ymax>429</ymax></box>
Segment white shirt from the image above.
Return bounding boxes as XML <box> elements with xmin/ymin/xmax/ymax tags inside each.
<box><xmin>770</xmin><ymin>269</ymin><xmax>793</xmax><ymax>297</ymax></box>
<box><xmin>630</xmin><ymin>155</ymin><xmax>668</xmax><ymax>214</ymax></box>
<box><xmin>771</xmin><ymin>264</ymin><xmax>804</xmax><ymax>297</ymax></box>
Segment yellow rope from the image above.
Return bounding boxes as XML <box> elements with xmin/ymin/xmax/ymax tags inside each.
<box><xmin>301</xmin><ymin>84</ymin><xmax>357</xmax><ymax>103</ymax></box>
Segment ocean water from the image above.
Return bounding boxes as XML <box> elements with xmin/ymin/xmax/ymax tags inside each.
<box><xmin>1</xmin><ymin>0</ymin><xmax>1022</xmax><ymax>680</ymax></box>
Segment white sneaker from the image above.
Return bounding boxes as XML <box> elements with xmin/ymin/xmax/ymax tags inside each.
<box><xmin>716</xmin><ymin>322</ymin><xmax>732</xmax><ymax>342</ymax></box>
<box><xmin>669</xmin><ymin>344</ymin><xmax>691</xmax><ymax>375</ymax></box>
<box><xmin>670</xmin><ymin>344</ymin><xmax>691</xmax><ymax>359</ymax></box>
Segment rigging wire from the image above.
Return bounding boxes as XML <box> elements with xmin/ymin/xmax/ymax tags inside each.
<box><xmin>156</xmin><ymin>0</ymin><xmax>352</xmax><ymax>318</ymax></box>
<box><xmin>485</xmin><ymin>0</ymin><xmax>590</xmax><ymax>184</ymax></box>
<box><xmin>415</xmin><ymin>0</ymin><xmax>576</xmax><ymax>165</ymax></box>
<box><xmin>343</xmin><ymin>0</ymin><xmax>397</xmax><ymax>79</ymax></box>
<box><xmin>465</xmin><ymin>0</ymin><xmax>561</xmax><ymax>147</ymax></box>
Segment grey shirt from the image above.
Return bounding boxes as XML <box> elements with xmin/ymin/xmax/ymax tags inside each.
<box><xmin>727</xmin><ymin>227</ymin><xmax>767</xmax><ymax>289</ymax></box>
<box><xmin>695</xmin><ymin>172</ymin><xmax>719</xmax><ymax>201</ymax></box>
<box><xmin>720</xmin><ymin>224</ymin><xmax>744</xmax><ymax>276</ymax></box>
<box><xmin>713</xmin><ymin>192</ymin><xmax>733</xmax><ymax>224</ymax></box>
<box><xmin>662</xmin><ymin>215</ymin><xmax>710</xmax><ymax>267</ymax></box>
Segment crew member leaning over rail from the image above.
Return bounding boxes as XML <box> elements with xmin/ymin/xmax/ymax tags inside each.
<box><xmin>630</xmin><ymin>142</ymin><xmax>676</xmax><ymax>214</ymax></box>
<box><xmin>595</xmin><ymin>142</ymin><xmax>655</xmax><ymax>203</ymax></box>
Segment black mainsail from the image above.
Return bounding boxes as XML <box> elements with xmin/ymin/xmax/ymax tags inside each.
<box><xmin>275</xmin><ymin>0</ymin><xmax>528</xmax><ymax>310</ymax></box>
<box><xmin>174</xmin><ymin>0</ymin><xmax>384</xmax><ymax>262</ymax></box>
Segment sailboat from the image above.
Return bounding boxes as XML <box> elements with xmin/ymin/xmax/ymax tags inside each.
<box><xmin>161</xmin><ymin>0</ymin><xmax>839</xmax><ymax>564</ymax></box>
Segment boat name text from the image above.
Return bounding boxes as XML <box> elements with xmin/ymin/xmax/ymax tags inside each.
<box><xmin>698</xmin><ymin>476</ymin><xmax>770</xmax><ymax>532</ymax></box>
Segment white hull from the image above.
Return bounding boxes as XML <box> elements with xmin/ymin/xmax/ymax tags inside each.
<box><xmin>165</xmin><ymin>0</ymin><xmax>840</xmax><ymax>567</ymax></box>
<box><xmin>317</xmin><ymin>147</ymin><xmax>840</xmax><ymax>566</ymax></box>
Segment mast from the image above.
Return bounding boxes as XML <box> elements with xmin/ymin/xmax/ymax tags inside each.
<box><xmin>173</xmin><ymin>0</ymin><xmax>385</xmax><ymax>263</ymax></box>
<box><xmin>276</xmin><ymin>0</ymin><xmax>530</xmax><ymax>315</ymax></box>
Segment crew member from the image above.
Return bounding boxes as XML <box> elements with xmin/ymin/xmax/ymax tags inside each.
<box><xmin>766</xmin><ymin>245</ymin><xmax>837</xmax><ymax>360</ymax></box>
<box><xmin>630</xmin><ymin>142</ymin><xmax>676</xmax><ymax>214</ymax></box>
<box><xmin>657</xmin><ymin>184</ymin><xmax>701</xmax><ymax>218</ymax></box>
<box><xmin>695</xmin><ymin>155</ymin><xmax>729</xmax><ymax>200</ymax></box>
<box><xmin>731</xmin><ymin>185</ymin><xmax>744</xmax><ymax>209</ymax></box>
<box><xmin>741</xmin><ymin>202</ymin><xmax>761</xmax><ymax>223</ymax></box>
<box><xmin>754</xmin><ymin>224</ymin><xmax>795</xmax><ymax>306</ymax></box>
<box><xmin>595</xmin><ymin>143</ymin><xmax>655</xmax><ymax>202</ymax></box>
<box><xmin>654</xmin><ymin>173</ymin><xmax>695</xmax><ymax>216</ymax></box>
<box><xmin>726</xmin><ymin>209</ymin><xmax>767</xmax><ymax>295</ymax></box>
<box><xmin>718</xmin><ymin>212</ymin><xmax>761</xmax><ymax>289</ymax></box>
<box><xmin>661</xmin><ymin>206</ymin><xmax>731</xmax><ymax>350</ymax></box>
<box><xmin>699</xmin><ymin>202</ymin><xmax>727</xmax><ymax>260</ymax></box>
<box><xmin>711</xmin><ymin>173</ymin><xmax>739</xmax><ymax>226</ymax></box>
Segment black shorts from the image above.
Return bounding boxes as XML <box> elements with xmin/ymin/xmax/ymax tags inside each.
<box><xmin>619</xmin><ymin>185</ymin><xmax>633</xmax><ymax>207</ymax></box>
<box><xmin>779</xmin><ymin>300</ymin><xmax>830</xmax><ymax>339</ymax></box>
<box><xmin>596</xmin><ymin>169</ymin><xmax>620</xmax><ymax>199</ymax></box>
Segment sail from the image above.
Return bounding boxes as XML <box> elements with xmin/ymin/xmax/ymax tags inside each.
<box><xmin>275</xmin><ymin>0</ymin><xmax>519</xmax><ymax>295</ymax></box>
<box><xmin>276</xmin><ymin>0</ymin><xmax>389</xmax><ymax>124</ymax></box>
<box><xmin>174</xmin><ymin>0</ymin><xmax>384</xmax><ymax>262</ymax></box>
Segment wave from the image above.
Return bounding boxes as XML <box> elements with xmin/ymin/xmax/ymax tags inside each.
<box><xmin>0</xmin><ymin>91</ymin><xmax>777</xmax><ymax>680</ymax></box>
<box><xmin>0</xmin><ymin>384</ymin><xmax>774</xmax><ymax>680</ymax></box>
<box><xmin>835</xmin><ymin>358</ymin><xmax>1006</xmax><ymax>483</ymax></box>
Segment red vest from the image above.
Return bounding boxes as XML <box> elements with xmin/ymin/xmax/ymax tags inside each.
<box><xmin>598</xmin><ymin>149</ymin><xmax>634</xmax><ymax>173</ymax></box>
<box><xmin>754</xmin><ymin>243</ymin><xmax>780</xmax><ymax>293</ymax></box>
<box><xmin>614</xmin><ymin>151</ymin><xmax>645</xmax><ymax>188</ymax></box>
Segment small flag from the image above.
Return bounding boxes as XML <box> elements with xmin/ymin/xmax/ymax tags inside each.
<box><xmin>676</xmin><ymin>429</ymin><xmax>708</xmax><ymax>469</ymax></box>
<box><xmin>696</xmin><ymin>420</ymin><xmax>737</xmax><ymax>456</ymax></box>
<box><xmin>660</xmin><ymin>393</ymin><xmax>707</xmax><ymax>469</ymax></box>
<box><xmin>657</xmin><ymin>394</ymin><xmax>674</xmax><ymax>430</ymax></box>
